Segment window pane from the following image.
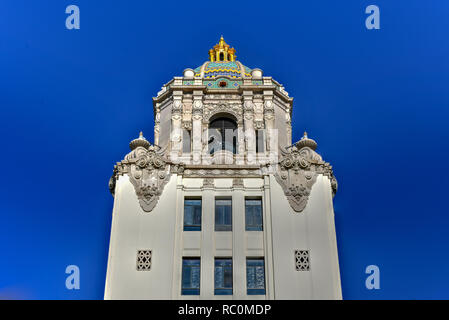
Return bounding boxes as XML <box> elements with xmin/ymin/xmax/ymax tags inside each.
<box><xmin>247</xmin><ymin>258</ymin><xmax>265</xmax><ymax>295</ymax></box>
<box><xmin>215</xmin><ymin>258</ymin><xmax>232</xmax><ymax>295</ymax></box>
<box><xmin>214</xmin><ymin>266</ymin><xmax>223</xmax><ymax>288</ymax></box>
<box><xmin>209</xmin><ymin>118</ymin><xmax>238</xmax><ymax>154</ymax></box>
<box><xmin>182</xmin><ymin>258</ymin><xmax>200</xmax><ymax>295</ymax></box>
<box><xmin>182</xmin><ymin>267</ymin><xmax>191</xmax><ymax>287</ymax></box>
<box><xmin>183</xmin><ymin>129</ymin><xmax>191</xmax><ymax>153</ymax></box>
<box><xmin>247</xmin><ymin>266</ymin><xmax>255</xmax><ymax>288</ymax></box>
<box><xmin>215</xmin><ymin>199</ymin><xmax>232</xmax><ymax>231</ymax></box>
<box><xmin>256</xmin><ymin>130</ymin><xmax>265</xmax><ymax>153</ymax></box>
<box><xmin>255</xmin><ymin>266</ymin><xmax>265</xmax><ymax>288</ymax></box>
<box><xmin>193</xmin><ymin>206</ymin><xmax>202</xmax><ymax>225</ymax></box>
<box><xmin>224</xmin><ymin>267</ymin><xmax>233</xmax><ymax>288</ymax></box>
<box><xmin>245</xmin><ymin>199</ymin><xmax>263</xmax><ymax>231</ymax></box>
<box><xmin>184</xmin><ymin>199</ymin><xmax>201</xmax><ymax>231</ymax></box>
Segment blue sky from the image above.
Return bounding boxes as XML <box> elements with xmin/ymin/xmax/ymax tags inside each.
<box><xmin>0</xmin><ymin>0</ymin><xmax>448</xmax><ymax>299</ymax></box>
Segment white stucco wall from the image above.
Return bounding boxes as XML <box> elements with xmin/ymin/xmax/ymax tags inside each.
<box><xmin>104</xmin><ymin>174</ymin><xmax>341</xmax><ymax>300</ymax></box>
<box><xmin>104</xmin><ymin>174</ymin><xmax>178</xmax><ymax>299</ymax></box>
<box><xmin>269</xmin><ymin>174</ymin><xmax>342</xmax><ymax>299</ymax></box>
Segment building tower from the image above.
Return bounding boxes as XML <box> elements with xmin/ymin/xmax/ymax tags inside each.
<box><xmin>105</xmin><ymin>37</ymin><xmax>341</xmax><ymax>299</ymax></box>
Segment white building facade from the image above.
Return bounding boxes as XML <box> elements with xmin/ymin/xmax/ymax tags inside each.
<box><xmin>105</xmin><ymin>38</ymin><xmax>342</xmax><ymax>300</ymax></box>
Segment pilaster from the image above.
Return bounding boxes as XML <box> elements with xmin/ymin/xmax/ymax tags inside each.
<box><xmin>192</xmin><ymin>90</ymin><xmax>203</xmax><ymax>164</ymax></box>
<box><xmin>171</xmin><ymin>91</ymin><xmax>183</xmax><ymax>162</ymax></box>
<box><xmin>243</xmin><ymin>91</ymin><xmax>256</xmax><ymax>165</ymax></box>
<box><xmin>200</xmin><ymin>179</ymin><xmax>215</xmax><ymax>298</ymax></box>
<box><xmin>232</xmin><ymin>181</ymin><xmax>246</xmax><ymax>298</ymax></box>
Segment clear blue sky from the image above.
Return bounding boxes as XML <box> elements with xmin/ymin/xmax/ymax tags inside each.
<box><xmin>0</xmin><ymin>0</ymin><xmax>448</xmax><ymax>299</ymax></box>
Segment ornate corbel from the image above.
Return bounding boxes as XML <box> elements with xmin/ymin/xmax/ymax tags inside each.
<box><xmin>109</xmin><ymin>133</ymin><xmax>172</xmax><ymax>213</ymax></box>
<box><xmin>275</xmin><ymin>133</ymin><xmax>337</xmax><ymax>213</ymax></box>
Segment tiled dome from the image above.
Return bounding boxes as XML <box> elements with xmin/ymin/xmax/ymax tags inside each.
<box><xmin>195</xmin><ymin>61</ymin><xmax>251</xmax><ymax>78</ymax></box>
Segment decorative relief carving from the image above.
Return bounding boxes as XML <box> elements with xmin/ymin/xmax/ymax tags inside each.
<box><xmin>182</xmin><ymin>121</ymin><xmax>192</xmax><ymax>130</ymax></box>
<box><xmin>232</xmin><ymin>177</ymin><xmax>244</xmax><ymax>188</ymax></box>
<box><xmin>244</xmin><ymin>100</ymin><xmax>254</xmax><ymax>112</ymax></box>
<box><xmin>264</xmin><ymin>100</ymin><xmax>273</xmax><ymax>110</ymax></box>
<box><xmin>126</xmin><ymin>146</ymin><xmax>171</xmax><ymax>212</ymax></box>
<box><xmin>263</xmin><ymin>100</ymin><xmax>275</xmax><ymax>121</ymax></box>
<box><xmin>183</xmin><ymin>168</ymin><xmax>261</xmax><ymax>178</ymax></box>
<box><xmin>202</xmin><ymin>178</ymin><xmax>214</xmax><ymax>188</ymax></box>
<box><xmin>203</xmin><ymin>103</ymin><xmax>243</xmax><ymax>123</ymax></box>
<box><xmin>264</xmin><ymin>113</ymin><xmax>274</xmax><ymax>121</ymax></box>
<box><xmin>173</xmin><ymin>99</ymin><xmax>182</xmax><ymax>110</ymax></box>
<box><xmin>275</xmin><ymin>137</ymin><xmax>337</xmax><ymax>213</ymax></box>
<box><xmin>193</xmin><ymin>99</ymin><xmax>203</xmax><ymax>110</ymax></box>
<box><xmin>244</xmin><ymin>113</ymin><xmax>254</xmax><ymax>121</ymax></box>
<box><xmin>170</xmin><ymin>163</ymin><xmax>185</xmax><ymax>175</ymax></box>
<box><xmin>109</xmin><ymin>134</ymin><xmax>172</xmax><ymax>212</ymax></box>
<box><xmin>254</xmin><ymin>120</ymin><xmax>264</xmax><ymax>129</ymax></box>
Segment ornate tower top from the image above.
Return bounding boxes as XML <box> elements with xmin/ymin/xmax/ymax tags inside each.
<box><xmin>208</xmin><ymin>36</ymin><xmax>236</xmax><ymax>62</ymax></box>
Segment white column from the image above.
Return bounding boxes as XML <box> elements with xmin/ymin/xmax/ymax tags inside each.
<box><xmin>263</xmin><ymin>175</ymin><xmax>275</xmax><ymax>299</ymax></box>
<box><xmin>200</xmin><ymin>180</ymin><xmax>214</xmax><ymax>298</ymax></box>
<box><xmin>171</xmin><ymin>174</ymin><xmax>184</xmax><ymax>299</ymax></box>
<box><xmin>232</xmin><ymin>183</ymin><xmax>246</xmax><ymax>298</ymax></box>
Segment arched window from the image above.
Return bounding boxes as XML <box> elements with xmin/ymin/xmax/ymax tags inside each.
<box><xmin>208</xmin><ymin>117</ymin><xmax>237</xmax><ymax>154</ymax></box>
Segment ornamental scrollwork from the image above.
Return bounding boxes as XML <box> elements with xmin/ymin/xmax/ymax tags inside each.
<box><xmin>110</xmin><ymin>145</ymin><xmax>171</xmax><ymax>212</ymax></box>
<box><xmin>203</xmin><ymin>103</ymin><xmax>243</xmax><ymax>124</ymax></box>
<box><xmin>275</xmin><ymin>144</ymin><xmax>337</xmax><ymax>213</ymax></box>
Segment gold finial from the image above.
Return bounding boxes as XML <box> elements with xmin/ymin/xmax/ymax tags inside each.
<box><xmin>209</xmin><ymin>36</ymin><xmax>236</xmax><ymax>62</ymax></box>
<box><xmin>303</xmin><ymin>131</ymin><xmax>308</xmax><ymax>138</ymax></box>
<box><xmin>139</xmin><ymin>131</ymin><xmax>143</xmax><ymax>138</ymax></box>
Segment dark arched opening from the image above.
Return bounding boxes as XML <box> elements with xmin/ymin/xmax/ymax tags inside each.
<box><xmin>208</xmin><ymin>117</ymin><xmax>238</xmax><ymax>154</ymax></box>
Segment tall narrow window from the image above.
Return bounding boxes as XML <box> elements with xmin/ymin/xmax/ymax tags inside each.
<box><xmin>246</xmin><ymin>258</ymin><xmax>266</xmax><ymax>295</ymax></box>
<box><xmin>182</xmin><ymin>258</ymin><xmax>201</xmax><ymax>295</ymax></box>
<box><xmin>245</xmin><ymin>199</ymin><xmax>263</xmax><ymax>231</ymax></box>
<box><xmin>215</xmin><ymin>198</ymin><xmax>232</xmax><ymax>231</ymax></box>
<box><xmin>183</xmin><ymin>129</ymin><xmax>191</xmax><ymax>153</ymax></box>
<box><xmin>256</xmin><ymin>130</ymin><xmax>265</xmax><ymax>153</ymax></box>
<box><xmin>184</xmin><ymin>199</ymin><xmax>202</xmax><ymax>231</ymax></box>
<box><xmin>214</xmin><ymin>258</ymin><xmax>233</xmax><ymax>295</ymax></box>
